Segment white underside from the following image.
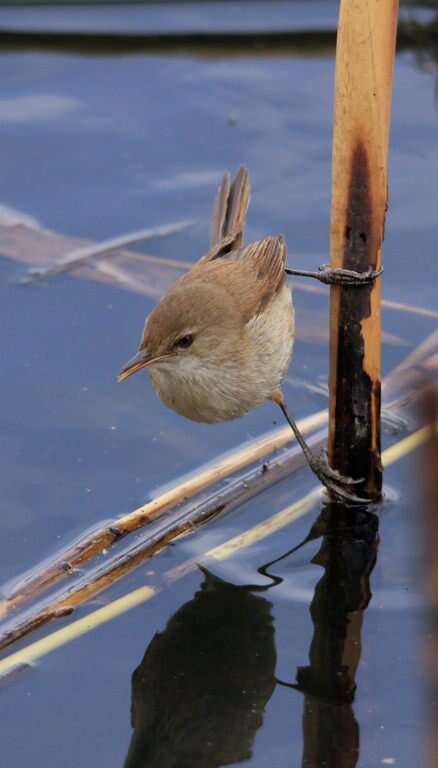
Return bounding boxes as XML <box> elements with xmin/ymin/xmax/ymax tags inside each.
<box><xmin>149</xmin><ymin>284</ymin><xmax>295</xmax><ymax>423</ymax></box>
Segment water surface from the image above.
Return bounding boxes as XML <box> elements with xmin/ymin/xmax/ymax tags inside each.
<box><xmin>0</xmin><ymin>3</ymin><xmax>436</xmax><ymax>766</ymax></box>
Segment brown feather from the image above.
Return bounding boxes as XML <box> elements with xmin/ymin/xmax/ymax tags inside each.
<box><xmin>166</xmin><ymin>168</ymin><xmax>286</xmax><ymax>328</ymax></box>
<box><xmin>210</xmin><ymin>171</ymin><xmax>231</xmax><ymax>247</ymax></box>
<box><xmin>181</xmin><ymin>234</ymin><xmax>287</xmax><ymax>325</ymax></box>
<box><xmin>223</xmin><ymin>166</ymin><xmax>250</xmax><ymax>248</ymax></box>
<box><xmin>239</xmin><ymin>235</ymin><xmax>287</xmax><ymax>317</ymax></box>
<box><xmin>203</xmin><ymin>166</ymin><xmax>250</xmax><ymax>263</ymax></box>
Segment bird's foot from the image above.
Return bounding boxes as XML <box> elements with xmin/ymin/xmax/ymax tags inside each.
<box><xmin>314</xmin><ymin>265</ymin><xmax>383</xmax><ymax>286</ymax></box>
<box><xmin>272</xmin><ymin>393</ymin><xmax>371</xmax><ymax>504</ymax></box>
<box><xmin>308</xmin><ymin>451</ymin><xmax>368</xmax><ymax>504</ymax></box>
<box><xmin>286</xmin><ymin>265</ymin><xmax>383</xmax><ymax>286</ymax></box>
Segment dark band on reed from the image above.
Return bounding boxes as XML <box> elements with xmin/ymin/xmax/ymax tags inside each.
<box><xmin>330</xmin><ymin>141</ymin><xmax>382</xmax><ymax>498</ymax></box>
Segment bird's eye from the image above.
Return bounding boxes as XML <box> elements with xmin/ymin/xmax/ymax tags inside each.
<box><xmin>175</xmin><ymin>334</ymin><xmax>194</xmax><ymax>349</ymax></box>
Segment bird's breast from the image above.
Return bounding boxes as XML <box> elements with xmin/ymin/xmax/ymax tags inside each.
<box><xmin>244</xmin><ymin>282</ymin><xmax>295</xmax><ymax>388</ymax></box>
<box><xmin>149</xmin><ymin>358</ymin><xmax>251</xmax><ymax>423</ymax></box>
<box><xmin>149</xmin><ymin>284</ymin><xmax>294</xmax><ymax>424</ymax></box>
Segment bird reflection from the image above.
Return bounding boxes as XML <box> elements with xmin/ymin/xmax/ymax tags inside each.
<box><xmin>124</xmin><ymin>568</ymin><xmax>276</xmax><ymax>768</ymax></box>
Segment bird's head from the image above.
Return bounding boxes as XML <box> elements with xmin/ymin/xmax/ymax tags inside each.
<box><xmin>117</xmin><ymin>279</ymin><xmax>242</xmax><ymax>384</ymax></box>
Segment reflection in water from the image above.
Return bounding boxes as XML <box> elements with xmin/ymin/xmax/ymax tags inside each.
<box><xmin>292</xmin><ymin>503</ymin><xmax>379</xmax><ymax>768</ymax></box>
<box><xmin>125</xmin><ymin>503</ymin><xmax>379</xmax><ymax>767</ymax></box>
<box><xmin>124</xmin><ymin>568</ymin><xmax>276</xmax><ymax>767</ymax></box>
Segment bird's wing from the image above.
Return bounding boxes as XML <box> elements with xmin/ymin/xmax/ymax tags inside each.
<box><xmin>238</xmin><ymin>235</ymin><xmax>288</xmax><ymax>320</ymax></box>
<box><xmin>198</xmin><ymin>166</ymin><xmax>251</xmax><ymax>265</ymax></box>
<box><xmin>191</xmin><ymin>234</ymin><xmax>288</xmax><ymax>322</ymax></box>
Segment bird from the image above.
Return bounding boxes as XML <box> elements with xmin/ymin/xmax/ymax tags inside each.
<box><xmin>118</xmin><ymin>167</ymin><xmax>365</xmax><ymax>501</ymax></box>
<box><xmin>124</xmin><ymin>568</ymin><xmax>275</xmax><ymax>768</ymax></box>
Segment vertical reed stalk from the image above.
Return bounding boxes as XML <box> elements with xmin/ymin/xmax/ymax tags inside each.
<box><xmin>328</xmin><ymin>0</ymin><xmax>398</xmax><ymax>499</ymax></box>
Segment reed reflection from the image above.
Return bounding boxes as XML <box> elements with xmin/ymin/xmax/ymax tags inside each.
<box><xmin>272</xmin><ymin>502</ymin><xmax>379</xmax><ymax>768</ymax></box>
<box><xmin>124</xmin><ymin>568</ymin><xmax>276</xmax><ymax>768</ymax></box>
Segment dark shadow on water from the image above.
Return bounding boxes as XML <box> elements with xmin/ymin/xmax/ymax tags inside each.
<box><xmin>124</xmin><ymin>568</ymin><xmax>277</xmax><ymax>767</ymax></box>
<box><xmin>1</xmin><ymin>16</ymin><xmax>438</xmax><ymax>63</ymax></box>
<box><xmin>124</xmin><ymin>502</ymin><xmax>379</xmax><ymax>767</ymax></box>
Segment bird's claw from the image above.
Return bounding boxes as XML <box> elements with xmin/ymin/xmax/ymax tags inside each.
<box><xmin>309</xmin><ymin>451</ymin><xmax>368</xmax><ymax>504</ymax></box>
<box><xmin>285</xmin><ymin>264</ymin><xmax>383</xmax><ymax>287</ymax></box>
<box><xmin>315</xmin><ymin>265</ymin><xmax>383</xmax><ymax>286</ymax></box>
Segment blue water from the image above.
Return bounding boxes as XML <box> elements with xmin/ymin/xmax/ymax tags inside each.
<box><xmin>0</xmin><ymin>4</ymin><xmax>436</xmax><ymax>766</ymax></box>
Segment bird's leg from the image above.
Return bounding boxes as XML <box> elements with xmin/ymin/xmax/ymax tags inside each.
<box><xmin>271</xmin><ymin>391</ymin><xmax>368</xmax><ymax>504</ymax></box>
<box><xmin>285</xmin><ymin>265</ymin><xmax>383</xmax><ymax>286</ymax></box>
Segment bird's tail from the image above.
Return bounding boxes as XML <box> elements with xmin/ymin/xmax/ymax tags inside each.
<box><xmin>210</xmin><ymin>166</ymin><xmax>250</xmax><ymax>251</ymax></box>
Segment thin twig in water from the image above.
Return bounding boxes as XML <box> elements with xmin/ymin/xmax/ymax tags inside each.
<box><xmin>383</xmin><ymin>329</ymin><xmax>438</xmax><ymax>401</ymax></box>
<box><xmin>288</xmin><ymin>280</ymin><xmax>438</xmax><ymax>320</ymax></box>
<box><xmin>18</xmin><ymin>220</ymin><xmax>193</xmax><ymax>284</ymax></box>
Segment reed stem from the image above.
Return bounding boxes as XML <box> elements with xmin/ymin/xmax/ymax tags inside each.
<box><xmin>328</xmin><ymin>0</ymin><xmax>399</xmax><ymax>500</ymax></box>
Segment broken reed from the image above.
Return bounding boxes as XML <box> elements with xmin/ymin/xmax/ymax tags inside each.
<box><xmin>328</xmin><ymin>0</ymin><xmax>399</xmax><ymax>500</ymax></box>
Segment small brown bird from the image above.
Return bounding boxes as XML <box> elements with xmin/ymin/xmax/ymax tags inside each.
<box><xmin>118</xmin><ymin>167</ymin><xmax>364</xmax><ymax>501</ymax></box>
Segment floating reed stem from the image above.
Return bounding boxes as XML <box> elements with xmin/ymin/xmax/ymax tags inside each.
<box><xmin>328</xmin><ymin>0</ymin><xmax>398</xmax><ymax>500</ymax></box>
<box><xmin>19</xmin><ymin>220</ymin><xmax>192</xmax><ymax>284</ymax></box>
<box><xmin>0</xmin><ymin>437</ymin><xmax>323</xmax><ymax>652</ymax></box>
<box><xmin>0</xmin><ymin>412</ymin><xmax>327</xmax><ymax>619</ymax></box>
<box><xmin>0</xmin><ymin>422</ymin><xmax>430</xmax><ymax>673</ymax></box>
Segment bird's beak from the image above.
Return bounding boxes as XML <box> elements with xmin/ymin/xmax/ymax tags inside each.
<box><xmin>117</xmin><ymin>350</ymin><xmax>158</xmax><ymax>382</ymax></box>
